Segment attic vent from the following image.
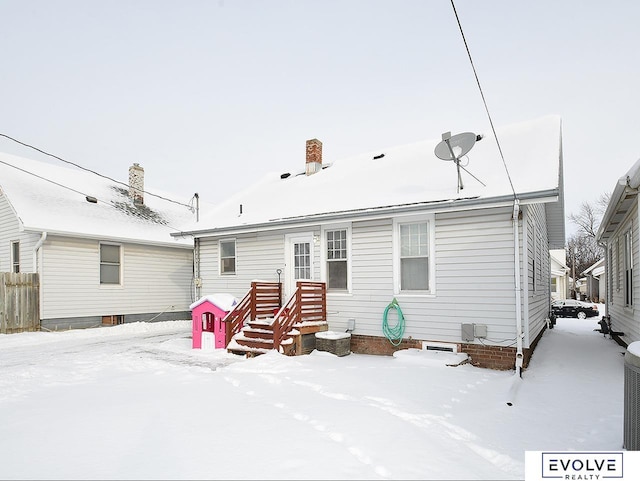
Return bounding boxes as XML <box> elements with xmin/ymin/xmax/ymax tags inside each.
<box><xmin>373</xmin><ymin>153</ymin><xmax>385</xmax><ymax>160</ymax></box>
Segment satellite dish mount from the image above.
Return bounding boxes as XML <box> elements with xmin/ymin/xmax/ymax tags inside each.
<box><xmin>434</xmin><ymin>131</ymin><xmax>486</xmax><ymax>193</ymax></box>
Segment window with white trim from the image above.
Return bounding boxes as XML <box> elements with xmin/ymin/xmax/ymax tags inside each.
<box><xmin>11</xmin><ymin>241</ymin><xmax>20</xmax><ymax>273</ymax></box>
<box><xmin>624</xmin><ymin>228</ymin><xmax>633</xmax><ymax>307</ymax></box>
<box><xmin>326</xmin><ymin>229</ymin><xmax>348</xmax><ymax>290</ymax></box>
<box><xmin>220</xmin><ymin>239</ymin><xmax>236</xmax><ymax>275</ymax></box>
<box><xmin>100</xmin><ymin>244</ymin><xmax>121</xmax><ymax>284</ymax></box>
<box><xmin>395</xmin><ymin>216</ymin><xmax>434</xmax><ymax>294</ymax></box>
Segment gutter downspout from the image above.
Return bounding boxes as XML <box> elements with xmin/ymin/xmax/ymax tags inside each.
<box><xmin>33</xmin><ymin>231</ymin><xmax>47</xmax><ymax>272</ymax></box>
<box><xmin>33</xmin><ymin>231</ymin><xmax>47</xmax><ymax>325</ymax></box>
<box><xmin>512</xmin><ymin>200</ymin><xmax>524</xmax><ymax>377</ymax></box>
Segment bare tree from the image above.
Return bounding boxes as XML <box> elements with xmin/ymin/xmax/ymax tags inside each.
<box><xmin>566</xmin><ymin>193</ymin><xmax>610</xmax><ymax>277</ymax></box>
<box><xmin>568</xmin><ymin>193</ymin><xmax>610</xmax><ymax>238</ymax></box>
<box><xmin>566</xmin><ymin>234</ymin><xmax>601</xmax><ymax>276</ymax></box>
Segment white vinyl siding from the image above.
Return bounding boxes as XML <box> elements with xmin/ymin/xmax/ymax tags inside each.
<box><xmin>195</xmin><ymin>204</ymin><xmax>552</xmax><ymax>349</ymax></box>
<box><xmin>524</xmin><ymin>203</ymin><xmax>552</xmax><ymax>344</ymax></box>
<box><xmin>327</xmin><ymin>207</ymin><xmax>526</xmax><ymax>345</ymax></box>
<box><xmin>603</xmin><ymin>201</ymin><xmax>640</xmax><ymax>344</ymax></box>
<box><xmin>0</xmin><ymin>194</ymin><xmax>39</xmax><ymax>273</ymax></box>
<box><xmin>199</xmin><ymin>229</ymin><xmax>319</xmax><ymax>299</ymax></box>
<box><xmin>40</xmin><ymin>236</ymin><xmax>193</xmax><ymax>320</ymax></box>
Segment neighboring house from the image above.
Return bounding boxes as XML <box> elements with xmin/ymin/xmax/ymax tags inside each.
<box><xmin>596</xmin><ymin>158</ymin><xmax>640</xmax><ymax>346</ymax></box>
<box><xmin>550</xmin><ymin>249</ymin><xmax>570</xmax><ymax>300</ymax></box>
<box><xmin>0</xmin><ymin>153</ymin><xmax>199</xmax><ymax>330</ymax></box>
<box><xmin>581</xmin><ymin>258</ymin><xmax>604</xmax><ymax>302</ymax></box>
<box><xmin>175</xmin><ymin>115</ymin><xmax>565</xmax><ymax>370</ymax></box>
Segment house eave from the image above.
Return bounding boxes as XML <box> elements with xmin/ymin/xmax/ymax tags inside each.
<box><xmin>175</xmin><ymin>189</ymin><xmax>560</xmax><ymax>238</ymax></box>
<box><xmin>22</xmin><ymin>226</ymin><xmax>193</xmax><ymax>249</ymax></box>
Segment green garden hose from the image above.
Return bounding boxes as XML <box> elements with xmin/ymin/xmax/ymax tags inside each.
<box><xmin>382</xmin><ymin>298</ymin><xmax>405</xmax><ymax>346</ymax></box>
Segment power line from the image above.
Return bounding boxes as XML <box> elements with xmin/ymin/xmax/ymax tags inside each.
<box><xmin>449</xmin><ymin>0</ymin><xmax>517</xmax><ymax>200</ymax></box>
<box><xmin>0</xmin><ymin>132</ymin><xmax>195</xmax><ymax>209</ymax></box>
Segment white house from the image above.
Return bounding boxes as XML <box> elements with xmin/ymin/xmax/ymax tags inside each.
<box><xmin>175</xmin><ymin>115</ymin><xmax>565</xmax><ymax>370</ymax></box>
<box><xmin>550</xmin><ymin>249</ymin><xmax>570</xmax><ymax>300</ymax></box>
<box><xmin>0</xmin><ymin>152</ymin><xmax>198</xmax><ymax>330</ymax></box>
<box><xmin>596</xmin><ymin>158</ymin><xmax>640</xmax><ymax>345</ymax></box>
<box><xmin>581</xmin><ymin>258</ymin><xmax>604</xmax><ymax>302</ymax></box>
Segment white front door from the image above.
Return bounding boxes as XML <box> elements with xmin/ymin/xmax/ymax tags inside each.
<box><xmin>285</xmin><ymin>233</ymin><xmax>314</xmax><ymax>299</ymax></box>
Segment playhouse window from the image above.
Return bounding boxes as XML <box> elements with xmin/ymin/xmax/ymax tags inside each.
<box><xmin>100</xmin><ymin>244</ymin><xmax>121</xmax><ymax>284</ymax></box>
<box><xmin>220</xmin><ymin>239</ymin><xmax>236</xmax><ymax>275</ymax></box>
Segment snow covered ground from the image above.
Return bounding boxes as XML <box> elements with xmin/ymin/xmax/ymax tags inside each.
<box><xmin>0</xmin><ymin>304</ymin><xmax>629</xmax><ymax>480</ymax></box>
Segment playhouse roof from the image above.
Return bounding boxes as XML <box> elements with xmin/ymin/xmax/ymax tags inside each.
<box><xmin>177</xmin><ymin>115</ymin><xmax>563</xmax><ymax>236</ymax></box>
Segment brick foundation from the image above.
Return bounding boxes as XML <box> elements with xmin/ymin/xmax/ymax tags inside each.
<box><xmin>350</xmin><ymin>325</ymin><xmax>547</xmax><ymax>371</ymax></box>
<box><xmin>350</xmin><ymin>334</ymin><xmax>421</xmax><ymax>356</ymax></box>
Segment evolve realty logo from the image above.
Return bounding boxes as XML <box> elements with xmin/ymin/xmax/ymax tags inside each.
<box><xmin>541</xmin><ymin>452</ymin><xmax>624</xmax><ymax>480</ymax></box>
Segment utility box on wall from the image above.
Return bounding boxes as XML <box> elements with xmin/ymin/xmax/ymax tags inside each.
<box><xmin>461</xmin><ymin>323</ymin><xmax>475</xmax><ymax>342</ymax></box>
<box><xmin>461</xmin><ymin>323</ymin><xmax>488</xmax><ymax>342</ymax></box>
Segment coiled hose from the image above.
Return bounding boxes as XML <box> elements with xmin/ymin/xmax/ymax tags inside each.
<box><xmin>382</xmin><ymin>298</ymin><xmax>405</xmax><ymax>346</ymax></box>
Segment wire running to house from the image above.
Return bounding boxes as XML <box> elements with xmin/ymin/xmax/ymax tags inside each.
<box><xmin>0</xmin><ymin>132</ymin><xmax>194</xmax><ymax>209</ymax></box>
<box><xmin>449</xmin><ymin>0</ymin><xmax>517</xmax><ymax>200</ymax></box>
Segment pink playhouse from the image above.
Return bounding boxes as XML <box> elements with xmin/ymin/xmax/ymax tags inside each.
<box><xmin>190</xmin><ymin>293</ymin><xmax>238</xmax><ymax>349</ymax></box>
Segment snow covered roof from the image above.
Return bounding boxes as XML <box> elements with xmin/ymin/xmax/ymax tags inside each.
<box><xmin>178</xmin><ymin>115</ymin><xmax>563</xmax><ymax>236</ymax></box>
<box><xmin>582</xmin><ymin>258</ymin><xmax>605</xmax><ymax>276</ymax></box>
<box><xmin>0</xmin><ymin>152</ymin><xmax>199</xmax><ymax>247</ymax></box>
<box><xmin>597</xmin><ymin>157</ymin><xmax>640</xmax><ymax>242</ymax></box>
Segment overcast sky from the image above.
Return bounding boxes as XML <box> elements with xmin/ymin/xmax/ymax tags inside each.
<box><xmin>1</xmin><ymin>1</ymin><xmax>638</xmax><ymax>239</ymax></box>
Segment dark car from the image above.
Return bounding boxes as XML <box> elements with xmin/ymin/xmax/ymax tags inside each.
<box><xmin>551</xmin><ymin>299</ymin><xmax>599</xmax><ymax>319</ymax></box>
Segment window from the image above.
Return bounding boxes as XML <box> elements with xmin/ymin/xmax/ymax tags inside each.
<box><xmin>100</xmin><ymin>244</ymin><xmax>121</xmax><ymax>284</ymax></box>
<box><xmin>220</xmin><ymin>239</ymin><xmax>236</xmax><ymax>275</ymax></box>
<box><xmin>326</xmin><ymin>229</ymin><xmax>348</xmax><ymax>290</ymax></box>
<box><xmin>608</xmin><ymin>246</ymin><xmax>613</xmax><ymax>303</ymax></box>
<box><xmin>11</xmin><ymin>241</ymin><xmax>19</xmax><ymax>273</ymax></box>
<box><xmin>294</xmin><ymin>241</ymin><xmax>311</xmax><ymax>280</ymax></box>
<box><xmin>617</xmin><ymin>237</ymin><xmax>622</xmax><ymax>292</ymax></box>
<box><xmin>532</xmin><ymin>223</ymin><xmax>538</xmax><ymax>291</ymax></box>
<box><xmin>624</xmin><ymin>228</ymin><xmax>633</xmax><ymax>307</ymax></box>
<box><xmin>398</xmin><ymin>220</ymin><xmax>431</xmax><ymax>292</ymax></box>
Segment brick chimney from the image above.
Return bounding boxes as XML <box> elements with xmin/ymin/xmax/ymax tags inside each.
<box><xmin>128</xmin><ymin>163</ymin><xmax>144</xmax><ymax>205</ymax></box>
<box><xmin>305</xmin><ymin>139</ymin><xmax>322</xmax><ymax>176</ymax></box>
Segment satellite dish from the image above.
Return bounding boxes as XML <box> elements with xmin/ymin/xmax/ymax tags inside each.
<box><xmin>434</xmin><ymin>132</ymin><xmax>477</xmax><ymax>161</ymax></box>
<box><xmin>434</xmin><ymin>131</ymin><xmax>485</xmax><ymax>193</ymax></box>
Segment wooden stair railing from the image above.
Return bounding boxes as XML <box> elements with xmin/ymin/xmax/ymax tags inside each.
<box><xmin>273</xmin><ymin>281</ymin><xmax>326</xmax><ymax>351</ymax></box>
<box><xmin>223</xmin><ymin>281</ymin><xmax>282</xmax><ymax>346</ymax></box>
<box><xmin>225</xmin><ymin>280</ymin><xmax>326</xmax><ymax>355</ymax></box>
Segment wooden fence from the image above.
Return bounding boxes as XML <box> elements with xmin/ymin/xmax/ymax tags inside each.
<box><xmin>0</xmin><ymin>272</ymin><xmax>40</xmax><ymax>333</ymax></box>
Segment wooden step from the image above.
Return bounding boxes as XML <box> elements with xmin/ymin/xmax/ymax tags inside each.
<box><xmin>241</xmin><ymin>327</ymin><xmax>274</xmax><ymax>339</ymax></box>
